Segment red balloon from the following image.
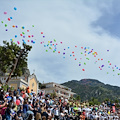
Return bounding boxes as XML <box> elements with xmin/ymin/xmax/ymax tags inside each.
<box><xmin>8</xmin><ymin>18</ymin><xmax>10</xmax><ymax>21</ymax></box>
<box><xmin>16</xmin><ymin>99</ymin><xmax>20</xmax><ymax>105</ymax></box>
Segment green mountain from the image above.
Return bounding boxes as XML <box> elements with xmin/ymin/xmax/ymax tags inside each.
<box><xmin>62</xmin><ymin>79</ymin><xmax>120</xmax><ymax>102</ymax></box>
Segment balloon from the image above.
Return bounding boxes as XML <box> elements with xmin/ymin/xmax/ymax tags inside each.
<box><xmin>73</xmin><ymin>55</ymin><xmax>75</xmax><ymax>57</ymax></box>
<box><xmin>101</xmin><ymin>65</ymin><xmax>104</xmax><ymax>67</ymax></box>
<box><xmin>8</xmin><ymin>18</ymin><xmax>11</xmax><ymax>21</ymax></box>
<box><xmin>27</xmin><ymin>30</ymin><xmax>29</xmax><ymax>32</ymax></box>
<box><xmin>44</xmin><ymin>45</ymin><xmax>46</xmax><ymax>47</ymax></box>
<box><xmin>64</xmin><ymin>49</ymin><xmax>65</xmax><ymax>50</ymax></box>
<box><xmin>84</xmin><ymin>63</ymin><xmax>86</xmax><ymax>65</ymax></box>
<box><xmin>63</xmin><ymin>56</ymin><xmax>65</xmax><ymax>58</ymax></box>
<box><xmin>33</xmin><ymin>41</ymin><xmax>35</xmax><ymax>44</ymax></box>
<box><xmin>32</xmin><ymin>25</ymin><xmax>34</xmax><ymax>27</ymax></box>
<box><xmin>53</xmin><ymin>50</ymin><xmax>55</xmax><ymax>53</ymax></box>
<box><xmin>4</xmin><ymin>12</ymin><xmax>7</xmax><ymax>14</ymax></box>
<box><xmin>81</xmin><ymin>52</ymin><xmax>83</xmax><ymax>54</ymax></box>
<box><xmin>50</xmin><ymin>41</ymin><xmax>52</xmax><ymax>43</ymax></box>
<box><xmin>82</xmin><ymin>69</ymin><xmax>85</xmax><ymax>71</ymax></box>
<box><xmin>60</xmin><ymin>42</ymin><xmax>62</xmax><ymax>44</ymax></box>
<box><xmin>12</xmin><ymin>25</ymin><xmax>15</xmax><ymax>28</ymax></box>
<box><xmin>5</xmin><ymin>24</ymin><xmax>7</xmax><ymax>27</ymax></box>
<box><xmin>16</xmin><ymin>26</ymin><xmax>18</xmax><ymax>28</ymax></box>
<box><xmin>75</xmin><ymin>58</ymin><xmax>77</xmax><ymax>60</ymax></box>
<box><xmin>5</xmin><ymin>29</ymin><xmax>8</xmax><ymax>31</ymax></box>
<box><xmin>31</xmin><ymin>35</ymin><xmax>34</xmax><ymax>37</ymax></box>
<box><xmin>15</xmin><ymin>35</ymin><xmax>17</xmax><ymax>38</ymax></box>
<box><xmin>22</xmin><ymin>32</ymin><xmax>25</xmax><ymax>34</ymax></box>
<box><xmin>72</xmin><ymin>51</ymin><xmax>74</xmax><ymax>54</ymax></box>
<box><xmin>46</xmin><ymin>50</ymin><xmax>48</xmax><ymax>52</ymax></box>
<box><xmin>27</xmin><ymin>40</ymin><xmax>30</xmax><ymax>42</ymax></box>
<box><xmin>43</xmin><ymin>36</ymin><xmax>45</xmax><ymax>38</ymax></box>
<box><xmin>41</xmin><ymin>32</ymin><xmax>43</xmax><ymax>34</ymax></box>
<box><xmin>107</xmin><ymin>50</ymin><xmax>109</xmax><ymax>52</ymax></box>
<box><xmin>75</xmin><ymin>46</ymin><xmax>77</xmax><ymax>47</ymax></box>
<box><xmin>14</xmin><ymin>7</ymin><xmax>17</xmax><ymax>10</ymax></box>
<box><xmin>81</xmin><ymin>47</ymin><xmax>83</xmax><ymax>49</ymax></box>
<box><xmin>109</xmin><ymin>63</ymin><xmax>111</xmax><ymax>65</ymax></box>
<box><xmin>54</xmin><ymin>39</ymin><xmax>56</xmax><ymax>42</ymax></box>
<box><xmin>10</xmin><ymin>17</ymin><xmax>13</xmax><ymax>19</ymax></box>
<box><xmin>101</xmin><ymin>58</ymin><xmax>103</xmax><ymax>60</ymax></box>
<box><xmin>70</xmin><ymin>54</ymin><xmax>72</xmax><ymax>56</ymax></box>
<box><xmin>28</xmin><ymin>35</ymin><xmax>31</xmax><ymax>38</ymax></box>
<box><xmin>68</xmin><ymin>47</ymin><xmax>70</xmax><ymax>49</ymax></box>
<box><xmin>22</xmin><ymin>26</ymin><xmax>25</xmax><ymax>29</ymax></box>
<box><xmin>17</xmin><ymin>41</ymin><xmax>20</xmax><ymax>44</ymax></box>
<box><xmin>1</xmin><ymin>21</ymin><xmax>3</xmax><ymax>23</ymax></box>
<box><xmin>58</xmin><ymin>51</ymin><xmax>60</xmax><ymax>53</ymax></box>
<box><xmin>79</xmin><ymin>64</ymin><xmax>81</xmax><ymax>66</ymax></box>
<box><xmin>23</xmin><ymin>36</ymin><xmax>25</xmax><ymax>38</ymax></box>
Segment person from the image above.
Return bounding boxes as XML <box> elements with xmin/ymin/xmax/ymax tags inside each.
<box><xmin>5</xmin><ymin>103</ymin><xmax>14</xmax><ymax>120</ymax></box>
<box><xmin>54</xmin><ymin>107</ymin><xmax>59</xmax><ymax>120</ymax></box>
<box><xmin>23</xmin><ymin>99</ymin><xmax>29</xmax><ymax>114</ymax></box>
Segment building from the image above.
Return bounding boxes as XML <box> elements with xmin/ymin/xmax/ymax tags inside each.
<box><xmin>7</xmin><ymin>73</ymin><xmax>39</xmax><ymax>94</ymax></box>
<box><xmin>42</xmin><ymin>82</ymin><xmax>75</xmax><ymax>98</ymax></box>
<box><xmin>0</xmin><ymin>72</ymin><xmax>39</xmax><ymax>94</ymax></box>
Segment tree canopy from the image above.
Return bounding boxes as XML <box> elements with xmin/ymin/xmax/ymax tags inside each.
<box><xmin>0</xmin><ymin>41</ymin><xmax>32</xmax><ymax>83</ymax></box>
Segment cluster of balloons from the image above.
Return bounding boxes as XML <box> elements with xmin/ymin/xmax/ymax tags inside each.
<box><xmin>1</xmin><ymin>6</ymin><xmax>120</xmax><ymax>77</ymax></box>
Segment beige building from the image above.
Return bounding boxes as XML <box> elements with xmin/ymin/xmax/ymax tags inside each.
<box><xmin>7</xmin><ymin>73</ymin><xmax>39</xmax><ymax>94</ymax></box>
<box><xmin>42</xmin><ymin>82</ymin><xmax>75</xmax><ymax>98</ymax></box>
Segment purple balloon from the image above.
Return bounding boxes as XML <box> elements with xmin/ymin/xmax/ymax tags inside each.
<box><xmin>50</xmin><ymin>41</ymin><xmax>52</xmax><ymax>43</ymax></box>
<box><xmin>63</xmin><ymin>52</ymin><xmax>65</xmax><ymax>55</ymax></box>
<box><xmin>5</xmin><ymin>29</ymin><xmax>8</xmax><ymax>31</ymax></box>
<box><xmin>16</xmin><ymin>26</ymin><xmax>18</xmax><ymax>28</ymax></box>
<box><xmin>79</xmin><ymin>64</ymin><xmax>81</xmax><ymax>66</ymax></box>
<box><xmin>23</xmin><ymin>36</ymin><xmax>25</xmax><ymax>38</ymax></box>
<box><xmin>64</xmin><ymin>49</ymin><xmax>65</xmax><ymax>50</ymax></box>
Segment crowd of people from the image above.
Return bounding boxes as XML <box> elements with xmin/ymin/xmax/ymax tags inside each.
<box><xmin>0</xmin><ymin>86</ymin><xmax>120</xmax><ymax>120</ymax></box>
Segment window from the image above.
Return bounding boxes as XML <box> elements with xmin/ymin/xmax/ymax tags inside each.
<box><xmin>32</xmin><ymin>83</ymin><xmax>34</xmax><ymax>87</ymax></box>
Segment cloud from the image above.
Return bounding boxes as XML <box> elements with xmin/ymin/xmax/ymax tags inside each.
<box><xmin>1</xmin><ymin>0</ymin><xmax>120</xmax><ymax>86</ymax></box>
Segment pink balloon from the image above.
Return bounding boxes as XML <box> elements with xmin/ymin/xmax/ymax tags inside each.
<box><xmin>4</xmin><ymin>12</ymin><xmax>7</xmax><ymax>14</ymax></box>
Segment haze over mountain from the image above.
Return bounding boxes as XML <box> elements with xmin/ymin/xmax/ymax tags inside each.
<box><xmin>62</xmin><ymin>79</ymin><xmax>120</xmax><ymax>102</ymax></box>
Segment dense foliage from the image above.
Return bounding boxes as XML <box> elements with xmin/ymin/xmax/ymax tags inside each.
<box><xmin>62</xmin><ymin>79</ymin><xmax>120</xmax><ymax>102</ymax></box>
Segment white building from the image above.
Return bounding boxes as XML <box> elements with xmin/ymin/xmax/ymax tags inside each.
<box><xmin>42</xmin><ymin>82</ymin><xmax>75</xmax><ymax>98</ymax></box>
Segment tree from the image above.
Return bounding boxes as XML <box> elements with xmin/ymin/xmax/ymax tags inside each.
<box><xmin>76</xmin><ymin>95</ymin><xmax>80</xmax><ymax>101</ymax></box>
<box><xmin>0</xmin><ymin>41</ymin><xmax>32</xmax><ymax>84</ymax></box>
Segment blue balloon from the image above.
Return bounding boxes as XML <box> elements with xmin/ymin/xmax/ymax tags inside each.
<box><xmin>14</xmin><ymin>7</ymin><xmax>17</xmax><ymax>10</ymax></box>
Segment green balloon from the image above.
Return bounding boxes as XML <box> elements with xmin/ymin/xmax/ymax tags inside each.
<box><xmin>22</xmin><ymin>32</ymin><xmax>25</xmax><ymax>34</ymax></box>
<box><xmin>5</xmin><ymin>24</ymin><xmax>7</xmax><ymax>27</ymax></box>
<box><xmin>46</xmin><ymin>50</ymin><xmax>48</xmax><ymax>52</ymax></box>
<box><xmin>53</xmin><ymin>50</ymin><xmax>55</xmax><ymax>53</ymax></box>
<box><xmin>1</xmin><ymin>21</ymin><xmax>3</xmax><ymax>23</ymax></box>
<box><xmin>32</xmin><ymin>25</ymin><xmax>34</xmax><ymax>27</ymax></box>
<box><xmin>54</xmin><ymin>39</ymin><xmax>56</xmax><ymax>42</ymax></box>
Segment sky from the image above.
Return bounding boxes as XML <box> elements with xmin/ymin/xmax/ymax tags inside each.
<box><xmin>0</xmin><ymin>0</ymin><xmax>120</xmax><ymax>86</ymax></box>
